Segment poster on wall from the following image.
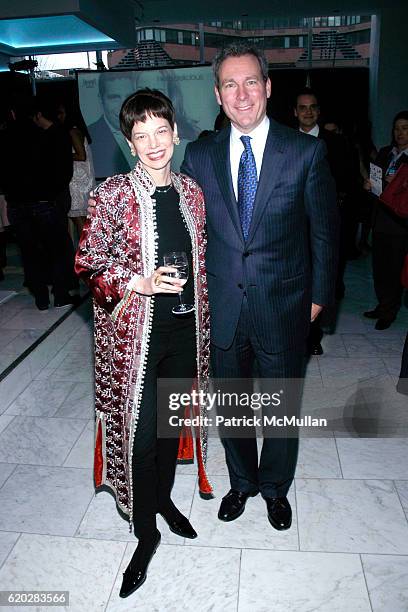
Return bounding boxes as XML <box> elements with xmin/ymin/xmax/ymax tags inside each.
<box><xmin>77</xmin><ymin>66</ymin><xmax>220</xmax><ymax>178</ymax></box>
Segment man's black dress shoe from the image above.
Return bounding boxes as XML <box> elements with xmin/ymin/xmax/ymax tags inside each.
<box><xmin>364</xmin><ymin>309</ymin><xmax>380</xmax><ymax>319</ymax></box>
<box><xmin>161</xmin><ymin>514</ymin><xmax>197</xmax><ymax>539</ymax></box>
<box><xmin>34</xmin><ymin>293</ymin><xmax>49</xmax><ymax>311</ymax></box>
<box><xmin>35</xmin><ymin>299</ymin><xmax>49</xmax><ymax>311</ymax></box>
<box><xmin>218</xmin><ymin>489</ymin><xmax>258</xmax><ymax>522</ymax></box>
<box><xmin>265</xmin><ymin>497</ymin><xmax>292</xmax><ymax>531</ymax></box>
<box><xmin>119</xmin><ymin>530</ymin><xmax>161</xmax><ymax>598</ymax></box>
<box><xmin>54</xmin><ymin>295</ymin><xmax>74</xmax><ymax>309</ymax></box>
<box><xmin>375</xmin><ymin>318</ymin><xmax>395</xmax><ymax>330</ymax></box>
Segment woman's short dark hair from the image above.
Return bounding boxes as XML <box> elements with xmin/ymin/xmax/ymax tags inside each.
<box><xmin>119</xmin><ymin>88</ymin><xmax>175</xmax><ymax>139</ymax></box>
<box><xmin>213</xmin><ymin>42</ymin><xmax>269</xmax><ymax>88</ymax></box>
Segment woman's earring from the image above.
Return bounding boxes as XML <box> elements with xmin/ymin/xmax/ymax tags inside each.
<box><xmin>130</xmin><ymin>145</ymin><xmax>136</xmax><ymax>157</ymax></box>
<box><xmin>173</xmin><ymin>135</ymin><xmax>180</xmax><ymax>146</ymax></box>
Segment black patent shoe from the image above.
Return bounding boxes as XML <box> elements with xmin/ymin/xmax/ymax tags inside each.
<box><xmin>218</xmin><ymin>489</ymin><xmax>258</xmax><ymax>522</ymax></box>
<box><xmin>119</xmin><ymin>530</ymin><xmax>161</xmax><ymax>598</ymax></box>
<box><xmin>162</xmin><ymin>514</ymin><xmax>197</xmax><ymax>539</ymax></box>
<box><xmin>265</xmin><ymin>496</ymin><xmax>292</xmax><ymax>531</ymax></box>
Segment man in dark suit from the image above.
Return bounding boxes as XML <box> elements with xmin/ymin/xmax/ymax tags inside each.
<box><xmin>294</xmin><ymin>89</ymin><xmax>351</xmax><ymax>195</ymax></box>
<box><xmin>294</xmin><ymin>88</ymin><xmax>352</xmax><ymax>354</ymax></box>
<box><xmin>181</xmin><ymin>43</ymin><xmax>338</xmax><ymax>530</ymax></box>
<box><xmin>3</xmin><ymin>98</ymin><xmax>74</xmax><ymax>310</ymax></box>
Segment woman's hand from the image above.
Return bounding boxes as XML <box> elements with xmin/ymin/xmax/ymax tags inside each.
<box><xmin>363</xmin><ymin>178</ymin><xmax>372</xmax><ymax>191</ymax></box>
<box><xmin>134</xmin><ymin>266</ymin><xmax>184</xmax><ymax>296</ymax></box>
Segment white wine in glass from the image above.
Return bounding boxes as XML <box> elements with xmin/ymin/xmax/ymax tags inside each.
<box><xmin>163</xmin><ymin>251</ymin><xmax>194</xmax><ymax>315</ymax></box>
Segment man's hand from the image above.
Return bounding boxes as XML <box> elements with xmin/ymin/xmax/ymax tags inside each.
<box><xmin>87</xmin><ymin>191</ymin><xmax>97</xmax><ymax>215</ymax></box>
<box><xmin>311</xmin><ymin>303</ymin><xmax>323</xmax><ymax>322</ymax></box>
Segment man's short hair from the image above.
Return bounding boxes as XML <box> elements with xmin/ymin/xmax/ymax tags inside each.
<box><xmin>212</xmin><ymin>42</ymin><xmax>269</xmax><ymax>88</ymax></box>
<box><xmin>119</xmin><ymin>88</ymin><xmax>175</xmax><ymax>140</ymax></box>
<box><xmin>294</xmin><ymin>88</ymin><xmax>319</xmax><ymax>108</ymax></box>
<box><xmin>28</xmin><ymin>96</ymin><xmax>57</xmax><ymax>122</ymax></box>
<box><xmin>393</xmin><ymin>110</ymin><xmax>408</xmax><ymax>127</ymax></box>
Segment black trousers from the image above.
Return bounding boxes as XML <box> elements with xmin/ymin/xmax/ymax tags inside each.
<box><xmin>7</xmin><ymin>199</ymin><xmax>74</xmax><ymax>300</ymax></box>
<box><xmin>131</xmin><ymin>318</ymin><xmax>196</xmax><ymax>537</ymax></box>
<box><xmin>372</xmin><ymin>231</ymin><xmax>408</xmax><ymax>320</ymax></box>
<box><xmin>211</xmin><ymin>296</ymin><xmax>305</xmax><ymax>499</ymax></box>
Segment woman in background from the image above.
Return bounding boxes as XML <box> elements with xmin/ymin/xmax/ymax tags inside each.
<box><xmin>364</xmin><ymin>110</ymin><xmax>408</xmax><ymax>330</ymax></box>
<box><xmin>57</xmin><ymin>102</ymin><xmax>95</xmax><ymax>236</ymax></box>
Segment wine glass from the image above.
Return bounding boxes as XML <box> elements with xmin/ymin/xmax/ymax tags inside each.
<box><xmin>163</xmin><ymin>251</ymin><xmax>194</xmax><ymax>315</ymax></box>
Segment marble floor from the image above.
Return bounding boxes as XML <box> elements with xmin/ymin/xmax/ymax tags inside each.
<box><xmin>0</xmin><ymin>256</ymin><xmax>407</xmax><ymax>612</ymax></box>
<box><xmin>0</xmin><ymin>242</ymin><xmax>86</xmax><ymax>378</ymax></box>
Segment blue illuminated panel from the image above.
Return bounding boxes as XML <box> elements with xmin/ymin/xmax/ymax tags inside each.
<box><xmin>0</xmin><ymin>15</ymin><xmax>114</xmax><ymax>49</ymax></box>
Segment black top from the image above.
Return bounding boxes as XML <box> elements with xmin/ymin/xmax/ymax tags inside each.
<box><xmin>0</xmin><ymin>121</ymin><xmax>73</xmax><ymax>203</ymax></box>
<box><xmin>318</xmin><ymin>128</ymin><xmax>355</xmax><ymax>194</ymax></box>
<box><xmin>36</xmin><ymin>124</ymin><xmax>73</xmax><ymax>201</ymax></box>
<box><xmin>153</xmin><ymin>186</ymin><xmax>195</xmax><ymax>326</ymax></box>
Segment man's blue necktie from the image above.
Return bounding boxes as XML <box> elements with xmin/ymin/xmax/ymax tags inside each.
<box><xmin>238</xmin><ymin>135</ymin><xmax>257</xmax><ymax>240</ymax></box>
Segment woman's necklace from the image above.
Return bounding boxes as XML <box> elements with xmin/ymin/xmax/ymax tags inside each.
<box><xmin>155</xmin><ymin>183</ymin><xmax>173</xmax><ymax>193</ymax></box>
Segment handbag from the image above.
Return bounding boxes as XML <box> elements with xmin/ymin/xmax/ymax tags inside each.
<box><xmin>379</xmin><ymin>163</ymin><xmax>408</xmax><ymax>218</ymax></box>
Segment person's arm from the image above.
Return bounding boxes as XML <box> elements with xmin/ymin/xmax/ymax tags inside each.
<box><xmin>304</xmin><ymin>139</ymin><xmax>340</xmax><ymax>312</ymax></box>
<box><xmin>45</xmin><ymin>128</ymin><xmax>73</xmax><ymax>197</ymax></box>
<box><xmin>70</xmin><ymin>127</ymin><xmax>86</xmax><ymax>162</ymax></box>
<box><xmin>75</xmin><ymin>186</ymin><xmax>135</xmax><ymax>313</ymax></box>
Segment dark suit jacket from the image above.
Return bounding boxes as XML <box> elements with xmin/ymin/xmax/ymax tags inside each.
<box><xmin>318</xmin><ymin>128</ymin><xmax>355</xmax><ymax>195</ymax></box>
<box><xmin>182</xmin><ymin>119</ymin><xmax>339</xmax><ymax>353</ymax></box>
<box><xmin>88</xmin><ymin>116</ymin><xmax>131</xmax><ymax>180</ymax></box>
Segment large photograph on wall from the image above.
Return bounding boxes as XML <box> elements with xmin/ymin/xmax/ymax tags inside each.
<box><xmin>77</xmin><ymin>65</ymin><xmax>220</xmax><ymax>179</ymax></box>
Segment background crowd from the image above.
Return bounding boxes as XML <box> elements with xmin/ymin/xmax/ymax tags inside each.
<box><xmin>0</xmin><ymin>96</ymin><xmax>95</xmax><ymax>309</ymax></box>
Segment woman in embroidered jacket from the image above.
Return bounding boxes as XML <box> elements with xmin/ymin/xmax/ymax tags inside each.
<box><xmin>75</xmin><ymin>89</ymin><xmax>211</xmax><ymax>598</ymax></box>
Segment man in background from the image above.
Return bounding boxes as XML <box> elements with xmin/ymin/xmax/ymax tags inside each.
<box><xmin>294</xmin><ymin>88</ymin><xmax>352</xmax><ymax>354</ymax></box>
<box><xmin>1</xmin><ymin>97</ymin><xmax>74</xmax><ymax>310</ymax></box>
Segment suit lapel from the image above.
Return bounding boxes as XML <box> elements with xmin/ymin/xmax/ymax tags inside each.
<box><xmin>211</xmin><ymin>128</ymin><xmax>244</xmax><ymax>244</ymax></box>
<box><xmin>246</xmin><ymin>122</ymin><xmax>287</xmax><ymax>244</ymax></box>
